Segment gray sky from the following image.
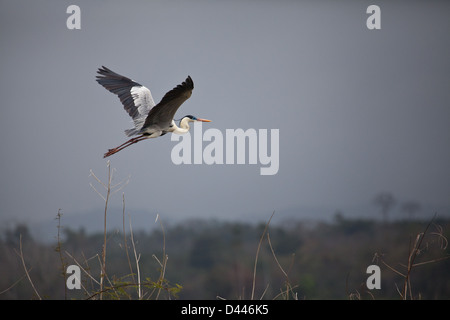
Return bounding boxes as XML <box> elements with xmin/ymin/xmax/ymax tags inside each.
<box><xmin>1</xmin><ymin>0</ymin><xmax>449</xmax><ymax>231</ymax></box>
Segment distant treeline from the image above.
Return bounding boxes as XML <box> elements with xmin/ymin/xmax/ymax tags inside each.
<box><xmin>1</xmin><ymin>215</ymin><xmax>449</xmax><ymax>299</ymax></box>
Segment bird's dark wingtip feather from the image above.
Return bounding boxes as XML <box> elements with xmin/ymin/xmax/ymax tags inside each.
<box><xmin>95</xmin><ymin>66</ymin><xmax>111</xmax><ymax>82</ymax></box>
<box><xmin>184</xmin><ymin>75</ymin><xmax>194</xmax><ymax>90</ymax></box>
<box><xmin>96</xmin><ymin>66</ymin><xmax>133</xmax><ymax>86</ymax></box>
<box><xmin>97</xmin><ymin>65</ymin><xmax>107</xmax><ymax>74</ymax></box>
<box><xmin>96</xmin><ymin>66</ymin><xmax>115</xmax><ymax>77</ymax></box>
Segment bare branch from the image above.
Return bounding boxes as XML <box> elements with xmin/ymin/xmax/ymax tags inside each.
<box><xmin>16</xmin><ymin>235</ymin><xmax>41</xmax><ymax>300</ymax></box>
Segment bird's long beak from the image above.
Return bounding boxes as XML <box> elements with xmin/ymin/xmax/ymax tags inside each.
<box><xmin>197</xmin><ymin>118</ymin><xmax>211</xmax><ymax>122</ymax></box>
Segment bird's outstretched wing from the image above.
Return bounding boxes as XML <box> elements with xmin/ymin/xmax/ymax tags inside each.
<box><xmin>96</xmin><ymin>66</ymin><xmax>155</xmax><ymax>131</ymax></box>
<box><xmin>143</xmin><ymin>76</ymin><xmax>194</xmax><ymax>130</ymax></box>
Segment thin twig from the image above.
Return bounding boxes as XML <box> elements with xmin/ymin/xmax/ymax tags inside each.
<box><xmin>17</xmin><ymin>235</ymin><xmax>41</xmax><ymax>300</ymax></box>
<box><xmin>89</xmin><ymin>183</ymin><xmax>106</xmax><ymax>202</ymax></box>
<box><xmin>122</xmin><ymin>194</ymin><xmax>137</xmax><ymax>293</ymax></box>
<box><xmin>251</xmin><ymin>211</ymin><xmax>275</xmax><ymax>300</ymax></box>
<box><xmin>86</xmin><ymin>279</ymin><xmax>166</xmax><ymax>300</ymax></box>
<box><xmin>411</xmin><ymin>255</ymin><xmax>450</xmax><ymax>267</ymax></box>
<box><xmin>129</xmin><ymin>215</ymin><xmax>142</xmax><ymax>299</ymax></box>
<box><xmin>259</xmin><ymin>283</ymin><xmax>270</xmax><ymax>300</ymax></box>
<box><xmin>402</xmin><ymin>216</ymin><xmax>435</xmax><ymax>299</ymax></box>
<box><xmin>379</xmin><ymin>258</ymin><xmax>406</xmax><ymax>277</ymax></box>
<box><xmin>55</xmin><ymin>209</ymin><xmax>68</xmax><ymax>299</ymax></box>
<box><xmin>155</xmin><ymin>214</ymin><xmax>168</xmax><ymax>300</ymax></box>
<box><xmin>273</xmin><ymin>285</ymin><xmax>300</xmax><ymax>300</ymax></box>
<box><xmin>267</xmin><ymin>233</ymin><xmax>288</xmax><ymax>278</ymax></box>
<box><xmin>267</xmin><ymin>233</ymin><xmax>296</xmax><ymax>299</ymax></box>
<box><xmin>99</xmin><ymin>161</ymin><xmax>112</xmax><ymax>299</ymax></box>
<box><xmin>0</xmin><ymin>272</ymin><xmax>28</xmax><ymax>295</ymax></box>
<box><xmin>89</xmin><ymin>169</ymin><xmax>107</xmax><ymax>189</ymax></box>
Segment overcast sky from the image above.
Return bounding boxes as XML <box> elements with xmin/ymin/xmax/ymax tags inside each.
<box><xmin>1</xmin><ymin>0</ymin><xmax>449</xmax><ymax>232</ymax></box>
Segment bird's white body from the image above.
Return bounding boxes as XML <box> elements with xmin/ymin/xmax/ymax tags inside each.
<box><xmin>140</xmin><ymin>118</ymin><xmax>193</xmax><ymax>138</ymax></box>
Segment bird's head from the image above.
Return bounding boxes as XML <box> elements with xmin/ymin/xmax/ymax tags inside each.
<box><xmin>183</xmin><ymin>115</ymin><xmax>211</xmax><ymax>123</ymax></box>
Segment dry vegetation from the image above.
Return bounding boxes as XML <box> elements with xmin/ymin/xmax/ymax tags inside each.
<box><xmin>1</xmin><ymin>164</ymin><xmax>449</xmax><ymax>300</ymax></box>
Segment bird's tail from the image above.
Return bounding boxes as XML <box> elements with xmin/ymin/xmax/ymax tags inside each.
<box><xmin>124</xmin><ymin>128</ymin><xmax>140</xmax><ymax>137</ymax></box>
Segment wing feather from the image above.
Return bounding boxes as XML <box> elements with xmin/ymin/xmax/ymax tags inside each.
<box><xmin>143</xmin><ymin>76</ymin><xmax>194</xmax><ymax>129</ymax></box>
<box><xmin>96</xmin><ymin>66</ymin><xmax>155</xmax><ymax>129</ymax></box>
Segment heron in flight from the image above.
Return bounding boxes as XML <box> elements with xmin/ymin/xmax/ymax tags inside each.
<box><xmin>96</xmin><ymin>66</ymin><xmax>210</xmax><ymax>158</ymax></box>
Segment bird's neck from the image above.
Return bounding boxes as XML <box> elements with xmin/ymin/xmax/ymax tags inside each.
<box><xmin>172</xmin><ymin>119</ymin><xmax>190</xmax><ymax>134</ymax></box>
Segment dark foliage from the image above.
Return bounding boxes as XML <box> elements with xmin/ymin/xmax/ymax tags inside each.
<box><xmin>1</xmin><ymin>216</ymin><xmax>449</xmax><ymax>299</ymax></box>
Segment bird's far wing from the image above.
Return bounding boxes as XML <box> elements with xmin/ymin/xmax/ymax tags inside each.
<box><xmin>96</xmin><ymin>66</ymin><xmax>155</xmax><ymax>129</ymax></box>
<box><xmin>143</xmin><ymin>76</ymin><xmax>194</xmax><ymax>129</ymax></box>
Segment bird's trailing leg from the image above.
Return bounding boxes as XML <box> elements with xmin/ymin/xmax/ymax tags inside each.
<box><xmin>103</xmin><ymin>135</ymin><xmax>149</xmax><ymax>158</ymax></box>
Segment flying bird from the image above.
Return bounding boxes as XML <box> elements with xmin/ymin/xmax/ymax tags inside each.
<box><xmin>96</xmin><ymin>66</ymin><xmax>210</xmax><ymax>158</ymax></box>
